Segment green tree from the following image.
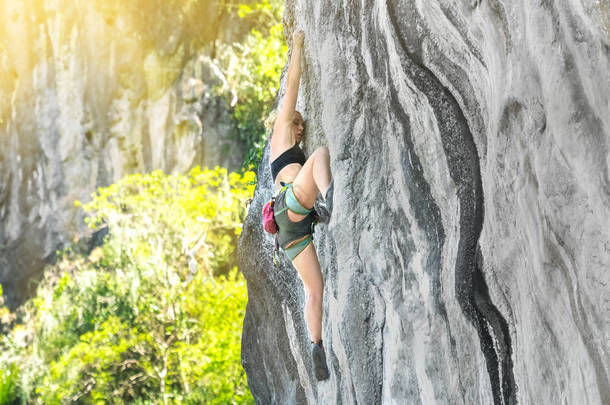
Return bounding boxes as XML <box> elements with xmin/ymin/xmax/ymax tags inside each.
<box><xmin>216</xmin><ymin>0</ymin><xmax>287</xmax><ymax>170</ymax></box>
<box><xmin>0</xmin><ymin>285</ymin><xmax>18</xmax><ymax>404</ymax></box>
<box><xmin>0</xmin><ymin>167</ymin><xmax>255</xmax><ymax>404</ymax></box>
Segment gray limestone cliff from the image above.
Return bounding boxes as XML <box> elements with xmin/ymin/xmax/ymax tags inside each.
<box><xmin>238</xmin><ymin>0</ymin><xmax>610</xmax><ymax>404</ymax></box>
<box><xmin>0</xmin><ymin>1</ymin><xmax>248</xmax><ymax>308</ymax></box>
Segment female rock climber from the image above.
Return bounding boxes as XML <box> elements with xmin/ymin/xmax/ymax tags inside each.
<box><xmin>266</xmin><ymin>29</ymin><xmax>333</xmax><ymax>381</ymax></box>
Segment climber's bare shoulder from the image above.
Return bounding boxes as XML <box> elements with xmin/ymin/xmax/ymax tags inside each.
<box><xmin>270</xmin><ymin>120</ymin><xmax>295</xmax><ymax>160</ymax></box>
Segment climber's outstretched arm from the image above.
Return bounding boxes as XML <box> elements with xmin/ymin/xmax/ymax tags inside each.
<box><xmin>274</xmin><ymin>30</ymin><xmax>304</xmax><ymax>136</ymax></box>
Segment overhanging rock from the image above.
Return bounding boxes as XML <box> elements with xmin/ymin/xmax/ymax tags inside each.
<box><xmin>238</xmin><ymin>0</ymin><xmax>610</xmax><ymax>403</ymax></box>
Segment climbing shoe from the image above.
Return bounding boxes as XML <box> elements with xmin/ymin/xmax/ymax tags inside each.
<box><xmin>314</xmin><ymin>198</ymin><xmax>330</xmax><ymax>224</ymax></box>
<box><xmin>311</xmin><ymin>341</ymin><xmax>329</xmax><ymax>381</ymax></box>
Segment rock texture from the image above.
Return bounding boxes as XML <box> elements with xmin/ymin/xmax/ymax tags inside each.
<box><xmin>239</xmin><ymin>0</ymin><xmax>610</xmax><ymax>404</ymax></box>
<box><xmin>0</xmin><ymin>1</ymin><xmax>246</xmax><ymax>308</ymax></box>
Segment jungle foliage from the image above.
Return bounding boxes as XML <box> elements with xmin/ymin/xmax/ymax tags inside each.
<box><xmin>0</xmin><ymin>167</ymin><xmax>256</xmax><ymax>404</ymax></box>
<box><xmin>215</xmin><ymin>0</ymin><xmax>287</xmax><ymax>170</ymax></box>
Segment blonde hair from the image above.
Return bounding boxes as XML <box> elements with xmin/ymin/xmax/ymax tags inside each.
<box><xmin>264</xmin><ymin>110</ymin><xmax>278</xmax><ymax>131</ymax></box>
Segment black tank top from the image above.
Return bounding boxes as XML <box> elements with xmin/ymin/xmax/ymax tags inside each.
<box><xmin>270</xmin><ymin>144</ymin><xmax>306</xmax><ymax>181</ymax></box>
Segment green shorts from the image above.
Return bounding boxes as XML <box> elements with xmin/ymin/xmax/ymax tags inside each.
<box><xmin>274</xmin><ymin>183</ymin><xmax>315</xmax><ymax>260</ymax></box>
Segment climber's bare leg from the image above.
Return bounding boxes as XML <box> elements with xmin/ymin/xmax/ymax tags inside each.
<box><xmin>283</xmin><ymin>146</ymin><xmax>330</xmax><ymax>342</ymax></box>
<box><xmin>292</xmin><ymin>242</ymin><xmax>323</xmax><ymax>343</ymax></box>
<box><xmin>287</xmin><ymin>147</ymin><xmax>331</xmax><ymax>223</ymax></box>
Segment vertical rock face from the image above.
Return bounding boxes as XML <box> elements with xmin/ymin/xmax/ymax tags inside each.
<box><xmin>239</xmin><ymin>0</ymin><xmax>609</xmax><ymax>404</ymax></box>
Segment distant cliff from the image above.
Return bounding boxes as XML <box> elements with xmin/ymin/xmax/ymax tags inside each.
<box><xmin>0</xmin><ymin>0</ymin><xmax>247</xmax><ymax>308</ymax></box>
<box><xmin>239</xmin><ymin>0</ymin><xmax>610</xmax><ymax>404</ymax></box>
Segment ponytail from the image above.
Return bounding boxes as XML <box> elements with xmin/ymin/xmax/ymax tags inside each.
<box><xmin>264</xmin><ymin>110</ymin><xmax>278</xmax><ymax>131</ymax></box>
